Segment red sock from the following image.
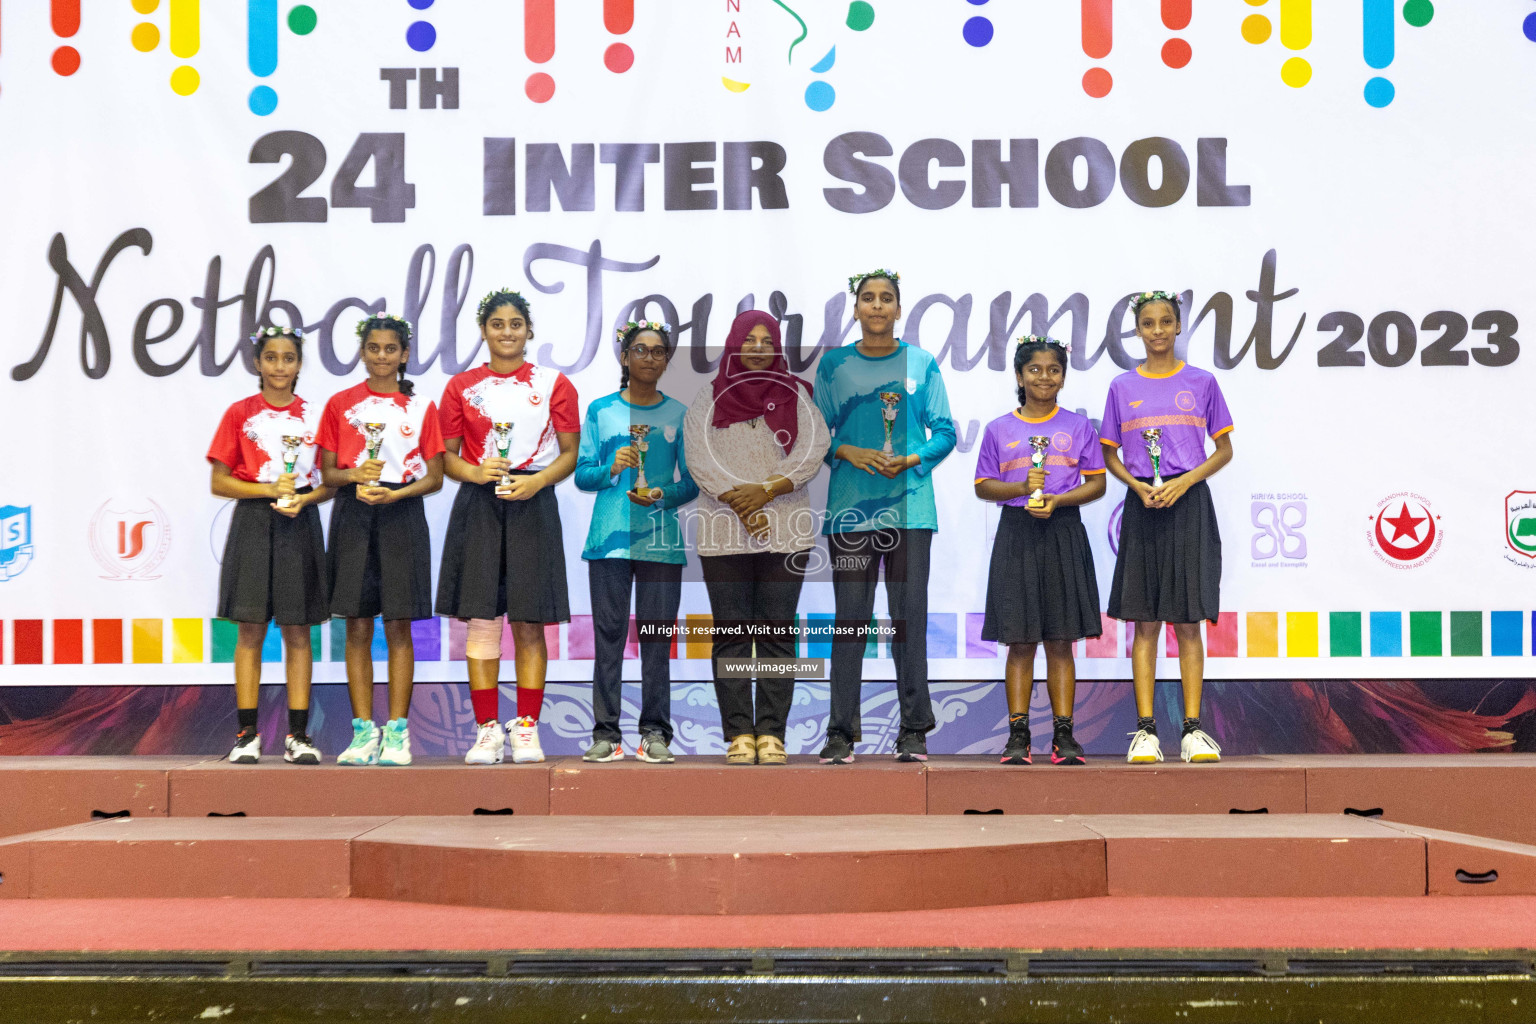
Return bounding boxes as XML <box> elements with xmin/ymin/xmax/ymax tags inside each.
<box><xmin>516</xmin><ymin>686</ymin><xmax>544</xmax><ymax>722</ymax></box>
<box><xmin>470</xmin><ymin>687</ymin><xmax>500</xmax><ymax>725</ymax></box>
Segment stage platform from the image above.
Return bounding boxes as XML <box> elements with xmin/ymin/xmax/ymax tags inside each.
<box><xmin>6</xmin><ymin>755</ymin><xmax>1536</xmax><ymax>1021</ymax></box>
<box><xmin>4</xmin><ymin>753</ymin><xmax>1536</xmax><ymax>843</ymax></box>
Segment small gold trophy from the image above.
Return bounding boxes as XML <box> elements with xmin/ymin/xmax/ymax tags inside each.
<box><xmin>628</xmin><ymin>423</ymin><xmax>651</xmax><ymax>492</ymax></box>
<box><xmin>277</xmin><ymin>434</ymin><xmax>304</xmax><ymax>510</ymax></box>
<box><xmin>878</xmin><ymin>391</ymin><xmax>902</xmax><ymax>457</ymax></box>
<box><xmin>361</xmin><ymin>422</ymin><xmax>386</xmax><ymax>491</ymax></box>
<box><xmin>1027</xmin><ymin>435</ymin><xmax>1050</xmax><ymax>509</ymax></box>
<box><xmin>491</xmin><ymin>422</ymin><xmax>514</xmax><ymax>495</ymax></box>
<box><xmin>1141</xmin><ymin>427</ymin><xmax>1165</xmax><ymax>488</ymax></box>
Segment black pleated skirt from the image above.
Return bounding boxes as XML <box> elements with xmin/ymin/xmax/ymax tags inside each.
<box><xmin>982</xmin><ymin>505</ymin><xmax>1103</xmax><ymax>645</ymax></box>
<box><xmin>217</xmin><ymin>491</ymin><xmax>328</xmax><ymax>626</ymax></box>
<box><xmin>434</xmin><ymin>475</ymin><xmax>570</xmax><ymax>624</ymax></box>
<box><xmin>1107</xmin><ymin>475</ymin><xmax>1222</xmax><ymax>625</ymax></box>
<box><xmin>327</xmin><ymin>483</ymin><xmax>434</xmax><ymax>621</ymax></box>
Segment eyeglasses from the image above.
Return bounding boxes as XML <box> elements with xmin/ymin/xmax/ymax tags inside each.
<box><xmin>627</xmin><ymin>345</ymin><xmax>669</xmax><ymax>361</ymax></box>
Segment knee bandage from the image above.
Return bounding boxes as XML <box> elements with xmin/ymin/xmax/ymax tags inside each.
<box><xmin>464</xmin><ymin>617</ymin><xmax>505</xmax><ymax>659</ymax></box>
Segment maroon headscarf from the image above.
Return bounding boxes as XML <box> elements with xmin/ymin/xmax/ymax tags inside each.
<box><xmin>710</xmin><ymin>310</ymin><xmax>813</xmax><ymax>454</ymax></box>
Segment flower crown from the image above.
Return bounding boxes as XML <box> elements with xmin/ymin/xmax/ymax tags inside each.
<box><xmin>249</xmin><ymin>324</ymin><xmax>304</xmax><ymax>343</ymax></box>
<box><xmin>847</xmin><ymin>269</ymin><xmax>900</xmax><ymax>295</ymax></box>
<box><xmin>1015</xmin><ymin>334</ymin><xmax>1072</xmax><ymax>355</ymax></box>
<box><xmin>616</xmin><ymin>319</ymin><xmax>672</xmax><ymax>344</ymax></box>
<box><xmin>477</xmin><ymin>288</ymin><xmax>528</xmax><ymax>322</ymax></box>
<box><xmin>354</xmin><ymin>312</ymin><xmax>413</xmax><ymax>342</ymax></box>
<box><xmin>1134</xmin><ymin>290</ymin><xmax>1180</xmax><ymax>307</ymax></box>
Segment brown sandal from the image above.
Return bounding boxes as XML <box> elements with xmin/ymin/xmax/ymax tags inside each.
<box><xmin>726</xmin><ymin>734</ymin><xmax>757</xmax><ymax>765</ymax></box>
<box><xmin>755</xmin><ymin>735</ymin><xmax>787</xmax><ymax>765</ymax></box>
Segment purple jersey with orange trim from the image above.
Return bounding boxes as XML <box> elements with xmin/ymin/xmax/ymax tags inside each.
<box><xmin>975</xmin><ymin>407</ymin><xmax>1105</xmax><ymax>507</ymax></box>
<box><xmin>1100</xmin><ymin>363</ymin><xmax>1233</xmax><ymax>477</ymax></box>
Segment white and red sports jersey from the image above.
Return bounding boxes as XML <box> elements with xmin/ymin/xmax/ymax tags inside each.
<box><xmin>439</xmin><ymin>363</ymin><xmax>579</xmax><ymax>470</ymax></box>
<box><xmin>315</xmin><ymin>382</ymin><xmax>446</xmax><ymax>484</ymax></box>
<box><xmin>207</xmin><ymin>393</ymin><xmax>322</xmax><ymax>487</ymax></box>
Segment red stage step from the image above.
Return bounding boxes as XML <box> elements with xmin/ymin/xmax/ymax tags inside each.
<box><xmin>5</xmin><ymin>755</ymin><xmax>1536</xmax><ymax>852</ymax></box>
<box><xmin>5</xmin><ymin>814</ymin><xmax>1535</xmax><ymax>912</ymax></box>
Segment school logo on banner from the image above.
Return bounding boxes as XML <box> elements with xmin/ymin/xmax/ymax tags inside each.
<box><xmin>0</xmin><ymin>505</ymin><xmax>35</xmax><ymax>581</ymax></box>
<box><xmin>1504</xmin><ymin>491</ymin><xmax>1536</xmax><ymax>569</ymax></box>
<box><xmin>1366</xmin><ymin>493</ymin><xmax>1442</xmax><ymax>569</ymax></box>
<box><xmin>1251</xmin><ymin>492</ymin><xmax>1308</xmax><ymax>568</ymax></box>
<box><xmin>90</xmin><ymin>497</ymin><xmax>172</xmax><ymax>581</ymax></box>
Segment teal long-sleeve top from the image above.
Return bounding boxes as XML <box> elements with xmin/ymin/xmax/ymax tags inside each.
<box><xmin>574</xmin><ymin>391</ymin><xmax>698</xmax><ymax>563</ymax></box>
<box><xmin>812</xmin><ymin>341</ymin><xmax>955</xmax><ymax>534</ymax></box>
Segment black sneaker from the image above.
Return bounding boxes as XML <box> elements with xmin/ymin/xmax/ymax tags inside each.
<box><xmin>1051</xmin><ymin>721</ymin><xmax>1086</xmax><ymax>765</ymax></box>
<box><xmin>894</xmin><ymin>729</ymin><xmax>928</xmax><ymax>762</ymax></box>
<box><xmin>818</xmin><ymin>733</ymin><xmax>855</xmax><ymax>765</ymax></box>
<box><xmin>999</xmin><ymin>720</ymin><xmax>1032</xmax><ymax>765</ymax></box>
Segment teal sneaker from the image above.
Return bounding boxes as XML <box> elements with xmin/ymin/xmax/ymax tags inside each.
<box><xmin>379</xmin><ymin>718</ymin><xmax>412</xmax><ymax>766</ymax></box>
<box><xmin>336</xmin><ymin>718</ymin><xmax>381</xmax><ymax>765</ymax></box>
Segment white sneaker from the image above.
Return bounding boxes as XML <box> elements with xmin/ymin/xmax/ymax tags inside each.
<box><xmin>336</xmin><ymin>719</ymin><xmax>381</xmax><ymax>765</ymax></box>
<box><xmin>283</xmin><ymin>733</ymin><xmax>322</xmax><ymax>765</ymax></box>
<box><xmin>1126</xmin><ymin>728</ymin><xmax>1164</xmax><ymax>764</ymax></box>
<box><xmin>1180</xmin><ymin>728</ymin><xmax>1222</xmax><ymax>763</ymax></box>
<box><xmin>465</xmin><ymin>720</ymin><xmax>506</xmax><ymax>765</ymax></box>
<box><xmin>508</xmin><ymin>716</ymin><xmax>545</xmax><ymax>764</ymax></box>
<box><xmin>228</xmin><ymin>730</ymin><xmax>260</xmax><ymax>764</ymax></box>
<box><xmin>379</xmin><ymin>718</ymin><xmax>413</xmax><ymax>766</ymax></box>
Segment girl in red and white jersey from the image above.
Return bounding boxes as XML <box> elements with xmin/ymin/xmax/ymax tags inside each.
<box><xmin>317</xmin><ymin>313</ymin><xmax>445</xmax><ymax>767</ymax></box>
<box><xmin>206</xmin><ymin>326</ymin><xmax>333</xmax><ymax>765</ymax></box>
<box><xmin>436</xmin><ymin>289</ymin><xmax>580</xmax><ymax>765</ymax></box>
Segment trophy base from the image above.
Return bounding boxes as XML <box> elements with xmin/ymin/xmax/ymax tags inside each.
<box><xmin>495</xmin><ymin>477</ymin><xmax>514</xmax><ymax>497</ymax></box>
<box><xmin>880</xmin><ymin>445</ymin><xmax>896</xmax><ymax>458</ymax></box>
<box><xmin>1150</xmin><ymin>476</ymin><xmax>1165</xmax><ymax>489</ymax></box>
<box><xmin>634</xmin><ymin>476</ymin><xmax>649</xmax><ymax>492</ymax></box>
<box><xmin>1027</xmin><ymin>498</ymin><xmax>1046</xmax><ymax>510</ymax></box>
<box><xmin>276</xmin><ymin>497</ymin><xmax>297</xmax><ymax>511</ymax></box>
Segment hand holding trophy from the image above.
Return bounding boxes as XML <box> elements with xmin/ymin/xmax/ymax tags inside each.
<box><xmin>1141</xmin><ymin>427</ymin><xmax>1165</xmax><ymax>489</ymax></box>
<box><xmin>1027</xmin><ymin>435</ymin><xmax>1050</xmax><ymax>509</ymax></box>
<box><xmin>491</xmin><ymin>422</ymin><xmax>514</xmax><ymax>496</ymax></box>
<box><xmin>277</xmin><ymin>435</ymin><xmax>304</xmax><ymax>510</ymax></box>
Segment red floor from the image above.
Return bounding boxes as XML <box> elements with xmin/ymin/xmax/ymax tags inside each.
<box><xmin>4</xmin><ymin>895</ymin><xmax>1535</xmax><ymax>952</ymax></box>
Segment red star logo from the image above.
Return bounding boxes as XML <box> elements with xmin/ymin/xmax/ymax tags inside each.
<box><xmin>1382</xmin><ymin>503</ymin><xmax>1425</xmax><ymax>542</ymax></box>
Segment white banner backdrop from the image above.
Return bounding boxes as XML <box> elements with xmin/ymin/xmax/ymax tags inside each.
<box><xmin>2</xmin><ymin>1</ymin><xmax>1535</xmax><ymax>684</ymax></box>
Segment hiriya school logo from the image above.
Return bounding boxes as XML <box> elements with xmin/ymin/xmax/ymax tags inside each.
<box><xmin>1251</xmin><ymin>493</ymin><xmax>1308</xmax><ymax>568</ymax></box>
<box><xmin>1505</xmin><ymin>490</ymin><xmax>1536</xmax><ymax>568</ymax></box>
<box><xmin>1367</xmin><ymin>493</ymin><xmax>1442</xmax><ymax>569</ymax></box>
<box><xmin>89</xmin><ymin>497</ymin><xmax>172</xmax><ymax>581</ymax></box>
<box><xmin>0</xmin><ymin>505</ymin><xmax>35</xmax><ymax>581</ymax></box>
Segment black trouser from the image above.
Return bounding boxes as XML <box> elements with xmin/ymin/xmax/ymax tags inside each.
<box><xmin>700</xmin><ymin>551</ymin><xmax>807</xmax><ymax>740</ymax></box>
<box><xmin>828</xmin><ymin>528</ymin><xmax>935</xmax><ymax>742</ymax></box>
<box><xmin>588</xmin><ymin>557</ymin><xmax>683</xmax><ymax>745</ymax></box>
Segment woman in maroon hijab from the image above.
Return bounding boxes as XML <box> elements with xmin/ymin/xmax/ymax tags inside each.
<box><xmin>683</xmin><ymin>311</ymin><xmax>830</xmax><ymax>765</ymax></box>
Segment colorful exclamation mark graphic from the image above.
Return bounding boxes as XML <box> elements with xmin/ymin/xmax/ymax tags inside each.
<box><xmin>51</xmin><ymin>0</ymin><xmax>80</xmax><ymax>76</ymax></box>
<box><xmin>247</xmin><ymin>1</ymin><xmax>317</xmax><ymax>115</ymax></box>
<box><xmin>406</xmin><ymin>0</ymin><xmax>436</xmax><ymax>52</ymax></box>
<box><xmin>1161</xmin><ymin>0</ymin><xmax>1191</xmax><ymax>69</ymax></box>
<box><xmin>604</xmin><ymin>0</ymin><xmax>634</xmax><ymax>72</ymax></box>
<box><xmin>1364</xmin><ymin>0</ymin><xmax>1433</xmax><ymax>107</ymax></box>
<box><xmin>525</xmin><ymin>0</ymin><xmax>555</xmax><ymax>102</ymax></box>
<box><xmin>1278</xmin><ymin>0</ymin><xmax>1311</xmax><ymax>87</ymax></box>
<box><xmin>1081</xmin><ymin>0</ymin><xmax>1112</xmax><ymax>97</ymax></box>
<box><xmin>168</xmin><ymin>0</ymin><xmax>200</xmax><ymax>95</ymax></box>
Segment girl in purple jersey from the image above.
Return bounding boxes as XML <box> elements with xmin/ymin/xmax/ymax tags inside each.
<box><xmin>975</xmin><ymin>337</ymin><xmax>1107</xmax><ymax>765</ymax></box>
<box><xmin>1100</xmin><ymin>292</ymin><xmax>1234</xmax><ymax>764</ymax></box>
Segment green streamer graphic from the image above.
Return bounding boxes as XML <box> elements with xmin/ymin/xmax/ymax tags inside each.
<box><xmin>770</xmin><ymin>0</ymin><xmax>809</xmax><ymax>63</ymax></box>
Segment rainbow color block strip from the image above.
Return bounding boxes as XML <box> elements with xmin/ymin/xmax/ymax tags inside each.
<box><xmin>0</xmin><ymin>611</ymin><xmax>1529</xmax><ymax>664</ymax></box>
